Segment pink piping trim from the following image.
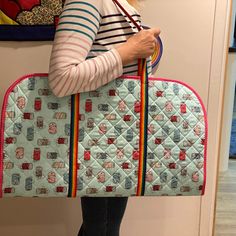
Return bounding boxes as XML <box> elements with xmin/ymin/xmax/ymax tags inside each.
<box><xmin>0</xmin><ymin>73</ymin><xmax>48</xmax><ymax>197</ymax></box>
<box><xmin>0</xmin><ymin>73</ymin><xmax>208</xmax><ymax>197</ymax></box>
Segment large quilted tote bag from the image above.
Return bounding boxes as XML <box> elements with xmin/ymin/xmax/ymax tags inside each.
<box><xmin>0</xmin><ymin>72</ymin><xmax>208</xmax><ymax>198</ymax></box>
<box><xmin>0</xmin><ymin>0</ymin><xmax>207</xmax><ymax>198</ymax></box>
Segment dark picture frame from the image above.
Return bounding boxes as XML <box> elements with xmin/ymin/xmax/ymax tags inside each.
<box><xmin>0</xmin><ymin>0</ymin><xmax>64</xmax><ymax>41</ymax></box>
<box><xmin>229</xmin><ymin>12</ymin><xmax>236</xmax><ymax>52</ymax></box>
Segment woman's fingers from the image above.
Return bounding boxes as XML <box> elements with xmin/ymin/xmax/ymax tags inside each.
<box><xmin>116</xmin><ymin>26</ymin><xmax>161</xmax><ymax>64</ymax></box>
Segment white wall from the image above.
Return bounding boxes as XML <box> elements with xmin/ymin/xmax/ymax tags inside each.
<box><xmin>219</xmin><ymin>0</ymin><xmax>236</xmax><ymax>173</ymax></box>
<box><xmin>219</xmin><ymin>52</ymin><xmax>236</xmax><ymax>173</ymax></box>
<box><xmin>0</xmin><ymin>0</ymin><xmax>231</xmax><ymax>235</ymax></box>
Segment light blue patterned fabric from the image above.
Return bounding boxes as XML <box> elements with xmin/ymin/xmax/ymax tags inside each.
<box><xmin>0</xmin><ymin>74</ymin><xmax>207</xmax><ymax>197</ymax></box>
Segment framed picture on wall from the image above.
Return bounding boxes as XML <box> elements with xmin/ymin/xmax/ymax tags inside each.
<box><xmin>233</xmin><ymin>12</ymin><xmax>236</xmax><ymax>41</ymax></box>
<box><xmin>0</xmin><ymin>0</ymin><xmax>65</xmax><ymax>41</ymax></box>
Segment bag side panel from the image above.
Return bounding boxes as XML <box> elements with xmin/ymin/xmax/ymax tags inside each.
<box><xmin>145</xmin><ymin>78</ymin><xmax>207</xmax><ymax>196</ymax></box>
<box><xmin>1</xmin><ymin>74</ymin><xmax>71</xmax><ymax>197</ymax></box>
<box><xmin>76</xmin><ymin>77</ymin><xmax>141</xmax><ymax>196</ymax></box>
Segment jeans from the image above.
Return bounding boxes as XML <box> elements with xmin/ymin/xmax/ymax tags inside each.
<box><xmin>77</xmin><ymin>196</ymin><xmax>129</xmax><ymax>236</ymax></box>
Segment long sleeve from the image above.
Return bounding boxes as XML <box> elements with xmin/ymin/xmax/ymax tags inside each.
<box><xmin>48</xmin><ymin>0</ymin><xmax>123</xmax><ymax>97</ymax></box>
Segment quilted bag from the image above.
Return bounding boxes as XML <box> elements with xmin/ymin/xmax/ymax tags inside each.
<box><xmin>0</xmin><ymin>72</ymin><xmax>208</xmax><ymax>198</ymax></box>
<box><xmin>0</xmin><ymin>0</ymin><xmax>208</xmax><ymax>198</ymax></box>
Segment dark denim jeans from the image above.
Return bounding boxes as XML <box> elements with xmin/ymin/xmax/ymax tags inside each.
<box><xmin>77</xmin><ymin>196</ymin><xmax>129</xmax><ymax>236</ymax></box>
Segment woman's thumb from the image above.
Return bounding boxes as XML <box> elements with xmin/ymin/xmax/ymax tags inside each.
<box><xmin>149</xmin><ymin>28</ymin><xmax>161</xmax><ymax>37</ymax></box>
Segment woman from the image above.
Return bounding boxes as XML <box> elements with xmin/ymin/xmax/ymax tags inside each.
<box><xmin>48</xmin><ymin>0</ymin><xmax>160</xmax><ymax>235</ymax></box>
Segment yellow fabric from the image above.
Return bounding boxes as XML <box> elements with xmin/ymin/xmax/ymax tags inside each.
<box><xmin>0</xmin><ymin>10</ymin><xmax>18</xmax><ymax>25</ymax></box>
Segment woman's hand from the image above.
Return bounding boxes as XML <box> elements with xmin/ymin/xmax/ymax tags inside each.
<box><xmin>116</xmin><ymin>27</ymin><xmax>161</xmax><ymax>65</ymax></box>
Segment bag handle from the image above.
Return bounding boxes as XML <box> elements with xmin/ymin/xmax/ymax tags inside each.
<box><xmin>112</xmin><ymin>0</ymin><xmax>142</xmax><ymax>31</ymax></box>
<box><xmin>112</xmin><ymin>0</ymin><xmax>149</xmax><ymax>196</ymax></box>
<box><xmin>112</xmin><ymin>0</ymin><xmax>148</xmax><ymax>79</ymax></box>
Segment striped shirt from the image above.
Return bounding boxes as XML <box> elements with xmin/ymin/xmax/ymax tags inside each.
<box><xmin>48</xmin><ymin>0</ymin><xmax>154</xmax><ymax>97</ymax></box>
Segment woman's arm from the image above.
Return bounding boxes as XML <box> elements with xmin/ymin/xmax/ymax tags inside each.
<box><xmin>48</xmin><ymin>0</ymin><xmax>123</xmax><ymax>97</ymax></box>
<box><xmin>48</xmin><ymin>0</ymin><xmax>160</xmax><ymax>97</ymax></box>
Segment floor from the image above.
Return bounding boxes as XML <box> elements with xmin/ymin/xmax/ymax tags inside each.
<box><xmin>214</xmin><ymin>159</ymin><xmax>236</xmax><ymax>236</ymax></box>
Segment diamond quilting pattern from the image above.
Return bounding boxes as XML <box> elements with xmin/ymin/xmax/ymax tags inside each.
<box><xmin>145</xmin><ymin>79</ymin><xmax>206</xmax><ymax>196</ymax></box>
<box><xmin>2</xmin><ymin>76</ymin><xmax>71</xmax><ymax>197</ymax></box>
<box><xmin>77</xmin><ymin>78</ymin><xmax>141</xmax><ymax>196</ymax></box>
<box><xmin>76</xmin><ymin>77</ymin><xmax>206</xmax><ymax>196</ymax></box>
<box><xmin>0</xmin><ymin>74</ymin><xmax>207</xmax><ymax>197</ymax></box>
